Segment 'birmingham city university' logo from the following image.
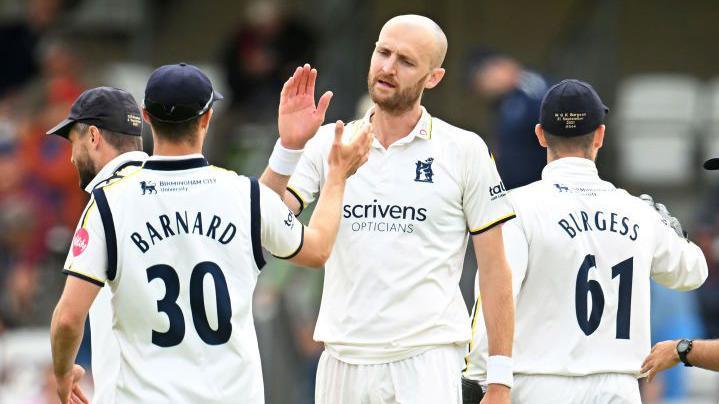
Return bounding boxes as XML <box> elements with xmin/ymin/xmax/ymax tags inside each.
<box><xmin>140</xmin><ymin>181</ymin><xmax>158</xmax><ymax>195</ymax></box>
<box><xmin>415</xmin><ymin>157</ymin><xmax>434</xmax><ymax>183</ymax></box>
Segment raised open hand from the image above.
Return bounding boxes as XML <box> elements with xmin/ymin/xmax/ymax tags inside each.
<box><xmin>278</xmin><ymin>64</ymin><xmax>333</xmax><ymax>149</ymax></box>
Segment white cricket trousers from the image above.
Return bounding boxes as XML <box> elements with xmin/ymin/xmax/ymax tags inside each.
<box><xmin>315</xmin><ymin>345</ymin><xmax>464</xmax><ymax>404</ymax></box>
<box><xmin>512</xmin><ymin>373</ymin><xmax>641</xmax><ymax>404</ymax></box>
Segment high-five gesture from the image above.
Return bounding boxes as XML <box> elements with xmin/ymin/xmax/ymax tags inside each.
<box><xmin>278</xmin><ymin>64</ymin><xmax>333</xmax><ymax>149</ymax></box>
<box><xmin>328</xmin><ymin>121</ymin><xmax>373</xmax><ymax>179</ymax></box>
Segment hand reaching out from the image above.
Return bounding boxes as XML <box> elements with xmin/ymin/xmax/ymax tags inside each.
<box><xmin>327</xmin><ymin>121</ymin><xmax>373</xmax><ymax>179</ymax></box>
<box><xmin>278</xmin><ymin>64</ymin><xmax>333</xmax><ymax>149</ymax></box>
<box><xmin>641</xmin><ymin>340</ymin><xmax>680</xmax><ymax>382</ymax></box>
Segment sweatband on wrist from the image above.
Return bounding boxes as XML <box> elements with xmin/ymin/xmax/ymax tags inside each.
<box><xmin>268</xmin><ymin>139</ymin><xmax>303</xmax><ymax>176</ymax></box>
<box><xmin>486</xmin><ymin>355</ymin><xmax>513</xmax><ymax>388</ymax></box>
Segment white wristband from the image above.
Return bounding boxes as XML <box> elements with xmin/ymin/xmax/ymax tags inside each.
<box><xmin>486</xmin><ymin>355</ymin><xmax>513</xmax><ymax>388</ymax></box>
<box><xmin>268</xmin><ymin>139</ymin><xmax>303</xmax><ymax>176</ymax></box>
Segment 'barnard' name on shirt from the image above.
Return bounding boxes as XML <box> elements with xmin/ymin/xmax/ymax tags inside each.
<box><xmin>131</xmin><ymin>210</ymin><xmax>236</xmax><ymax>253</ymax></box>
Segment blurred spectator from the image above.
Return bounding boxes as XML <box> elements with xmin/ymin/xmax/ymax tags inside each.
<box><xmin>467</xmin><ymin>50</ymin><xmax>551</xmax><ymax>189</ymax></box>
<box><xmin>0</xmin><ymin>35</ymin><xmax>84</xmax><ymax>331</ymax></box>
<box><xmin>0</xmin><ymin>0</ymin><xmax>62</xmax><ymax>100</ymax></box>
<box><xmin>0</xmin><ymin>136</ymin><xmax>52</xmax><ymax>329</ymax></box>
<box><xmin>221</xmin><ymin>1</ymin><xmax>316</xmax><ymax>122</ymax></box>
<box><xmin>18</xmin><ymin>37</ymin><xmax>86</xmax><ymax>230</ymax></box>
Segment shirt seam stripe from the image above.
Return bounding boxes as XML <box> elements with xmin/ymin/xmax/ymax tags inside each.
<box><xmin>469</xmin><ymin>213</ymin><xmax>517</xmax><ymax>235</ymax></box>
<box><xmin>272</xmin><ymin>224</ymin><xmax>305</xmax><ymax>260</ymax></box>
<box><xmin>286</xmin><ymin>185</ymin><xmax>306</xmax><ymax>213</ymax></box>
<box><xmin>63</xmin><ymin>268</ymin><xmax>105</xmax><ymax>287</ymax></box>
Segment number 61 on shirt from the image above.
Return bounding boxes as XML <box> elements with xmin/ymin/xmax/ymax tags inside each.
<box><xmin>575</xmin><ymin>254</ymin><xmax>633</xmax><ymax>340</ymax></box>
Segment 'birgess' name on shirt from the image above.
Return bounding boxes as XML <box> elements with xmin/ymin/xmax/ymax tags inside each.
<box><xmin>558</xmin><ymin>210</ymin><xmax>639</xmax><ymax>241</ymax></box>
<box><xmin>131</xmin><ymin>211</ymin><xmax>237</xmax><ymax>253</ymax></box>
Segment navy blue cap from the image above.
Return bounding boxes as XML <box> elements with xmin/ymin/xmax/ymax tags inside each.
<box><xmin>144</xmin><ymin>63</ymin><xmax>223</xmax><ymax>123</ymax></box>
<box><xmin>47</xmin><ymin>87</ymin><xmax>142</xmax><ymax>138</ymax></box>
<box><xmin>539</xmin><ymin>79</ymin><xmax>609</xmax><ymax>137</ymax></box>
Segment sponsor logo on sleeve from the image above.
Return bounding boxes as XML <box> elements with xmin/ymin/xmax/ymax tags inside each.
<box><xmin>72</xmin><ymin>228</ymin><xmax>89</xmax><ymax>256</ymax></box>
<box><xmin>488</xmin><ymin>181</ymin><xmax>507</xmax><ymax>200</ymax></box>
<box><xmin>284</xmin><ymin>211</ymin><xmax>295</xmax><ymax>229</ymax></box>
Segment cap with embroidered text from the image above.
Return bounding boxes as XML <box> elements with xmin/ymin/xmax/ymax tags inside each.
<box><xmin>46</xmin><ymin>87</ymin><xmax>142</xmax><ymax>138</ymax></box>
<box><xmin>539</xmin><ymin>79</ymin><xmax>609</xmax><ymax>137</ymax></box>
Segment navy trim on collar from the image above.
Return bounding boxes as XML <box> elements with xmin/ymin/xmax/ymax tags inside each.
<box><xmin>143</xmin><ymin>158</ymin><xmax>209</xmax><ymax>171</ymax></box>
<box><xmin>114</xmin><ymin>160</ymin><xmax>143</xmax><ymax>173</ymax></box>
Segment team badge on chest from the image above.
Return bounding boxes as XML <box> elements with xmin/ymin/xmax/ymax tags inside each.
<box><xmin>414</xmin><ymin>157</ymin><xmax>434</xmax><ymax>183</ymax></box>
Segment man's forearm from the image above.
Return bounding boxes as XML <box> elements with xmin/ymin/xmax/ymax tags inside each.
<box><xmin>306</xmin><ymin>171</ymin><xmax>346</xmax><ymax>256</ymax></box>
<box><xmin>479</xmin><ymin>262</ymin><xmax>514</xmax><ymax>357</ymax></box>
<box><xmin>50</xmin><ymin>307</ymin><xmax>85</xmax><ymax>377</ymax></box>
<box><xmin>259</xmin><ymin>167</ymin><xmax>291</xmax><ymax>197</ymax></box>
<box><xmin>260</xmin><ymin>167</ymin><xmax>302</xmax><ymax>214</ymax></box>
<box><xmin>688</xmin><ymin>340</ymin><xmax>719</xmax><ymax>371</ymax></box>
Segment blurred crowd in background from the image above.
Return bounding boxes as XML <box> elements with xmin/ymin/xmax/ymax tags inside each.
<box><xmin>0</xmin><ymin>0</ymin><xmax>718</xmax><ymax>403</ymax></box>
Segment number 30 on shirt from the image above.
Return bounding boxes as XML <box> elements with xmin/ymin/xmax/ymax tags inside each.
<box><xmin>146</xmin><ymin>261</ymin><xmax>233</xmax><ymax>347</ymax></box>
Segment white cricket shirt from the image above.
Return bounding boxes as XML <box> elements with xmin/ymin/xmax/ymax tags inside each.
<box><xmin>64</xmin><ymin>150</ymin><xmax>147</xmax><ymax>404</ymax></box>
<box><xmin>63</xmin><ymin>154</ymin><xmax>303</xmax><ymax>403</ymax></box>
<box><xmin>463</xmin><ymin>157</ymin><xmax>707</xmax><ymax>380</ymax></box>
<box><xmin>288</xmin><ymin>107</ymin><xmax>515</xmax><ymax>364</ymax></box>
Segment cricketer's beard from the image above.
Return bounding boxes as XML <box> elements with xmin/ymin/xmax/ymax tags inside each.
<box><xmin>74</xmin><ymin>146</ymin><xmax>98</xmax><ymax>190</ymax></box>
<box><xmin>367</xmin><ymin>72</ymin><xmax>428</xmax><ymax>115</ymax></box>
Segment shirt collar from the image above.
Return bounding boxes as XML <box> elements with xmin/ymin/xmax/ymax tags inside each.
<box><xmin>147</xmin><ymin>153</ymin><xmax>205</xmax><ymax>161</ymax></box>
<box><xmin>361</xmin><ymin>106</ymin><xmax>433</xmax><ymax>148</ymax></box>
<box><xmin>143</xmin><ymin>153</ymin><xmax>209</xmax><ymax>171</ymax></box>
<box><xmin>85</xmin><ymin>151</ymin><xmax>149</xmax><ymax>193</ymax></box>
<box><xmin>541</xmin><ymin>157</ymin><xmax>601</xmax><ymax>182</ymax></box>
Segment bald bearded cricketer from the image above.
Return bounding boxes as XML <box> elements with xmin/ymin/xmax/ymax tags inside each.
<box><xmin>260</xmin><ymin>15</ymin><xmax>515</xmax><ymax>404</ymax></box>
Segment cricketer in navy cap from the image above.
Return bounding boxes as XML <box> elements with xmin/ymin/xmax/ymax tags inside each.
<box><xmin>143</xmin><ymin>63</ymin><xmax>223</xmax><ymax>123</ymax></box>
<box><xmin>47</xmin><ymin>86</ymin><xmax>143</xmax><ymax>138</ymax></box>
<box><xmin>539</xmin><ymin>79</ymin><xmax>609</xmax><ymax>137</ymax></box>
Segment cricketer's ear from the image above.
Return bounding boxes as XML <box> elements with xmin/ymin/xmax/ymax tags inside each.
<box><xmin>535</xmin><ymin>124</ymin><xmax>548</xmax><ymax>148</ymax></box>
<box><xmin>424</xmin><ymin>67</ymin><xmax>445</xmax><ymax>90</ymax></box>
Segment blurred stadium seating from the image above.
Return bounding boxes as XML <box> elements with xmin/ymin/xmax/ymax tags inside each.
<box><xmin>616</xmin><ymin>74</ymin><xmax>701</xmax><ymax>186</ymax></box>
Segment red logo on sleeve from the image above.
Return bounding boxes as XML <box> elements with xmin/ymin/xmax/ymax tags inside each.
<box><xmin>72</xmin><ymin>228</ymin><xmax>89</xmax><ymax>256</ymax></box>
